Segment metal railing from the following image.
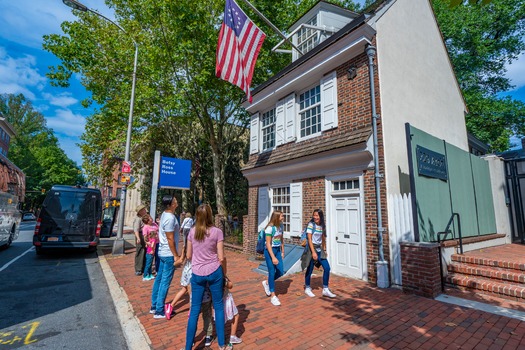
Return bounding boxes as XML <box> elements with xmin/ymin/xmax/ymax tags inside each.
<box><xmin>437</xmin><ymin>213</ymin><xmax>463</xmax><ymax>291</ymax></box>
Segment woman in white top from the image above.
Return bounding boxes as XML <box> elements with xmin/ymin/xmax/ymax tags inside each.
<box><xmin>261</xmin><ymin>211</ymin><xmax>285</xmax><ymax>306</ymax></box>
<box><xmin>303</xmin><ymin>209</ymin><xmax>336</xmax><ymax>298</ymax></box>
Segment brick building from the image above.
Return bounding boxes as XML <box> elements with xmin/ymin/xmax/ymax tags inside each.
<box><xmin>242</xmin><ymin>0</ymin><xmax>475</xmax><ymax>286</ymax></box>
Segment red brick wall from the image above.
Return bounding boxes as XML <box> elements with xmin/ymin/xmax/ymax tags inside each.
<box><xmin>400</xmin><ymin>242</ymin><xmax>442</xmax><ymax>298</ymax></box>
<box><xmin>244</xmin><ymin>40</ymin><xmax>391</xmax><ymax>285</ymax></box>
<box><xmin>243</xmin><ymin>186</ymin><xmax>259</xmax><ymax>255</ymax></box>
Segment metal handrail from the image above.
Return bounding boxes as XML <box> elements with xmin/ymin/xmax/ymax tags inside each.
<box><xmin>436</xmin><ymin>213</ymin><xmax>462</xmax><ymax>291</ymax></box>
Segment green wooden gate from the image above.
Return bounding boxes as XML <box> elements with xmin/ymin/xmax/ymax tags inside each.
<box><xmin>406</xmin><ymin>124</ymin><xmax>496</xmax><ymax>242</ymax></box>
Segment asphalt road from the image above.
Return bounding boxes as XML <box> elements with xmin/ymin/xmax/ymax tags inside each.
<box><xmin>0</xmin><ymin>222</ymin><xmax>128</xmax><ymax>350</ymax></box>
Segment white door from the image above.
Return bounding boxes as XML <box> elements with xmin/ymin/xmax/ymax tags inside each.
<box><xmin>331</xmin><ymin>195</ymin><xmax>363</xmax><ymax>279</ymax></box>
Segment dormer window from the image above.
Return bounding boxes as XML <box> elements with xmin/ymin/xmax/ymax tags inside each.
<box><xmin>297</xmin><ymin>16</ymin><xmax>319</xmax><ymax>55</ymax></box>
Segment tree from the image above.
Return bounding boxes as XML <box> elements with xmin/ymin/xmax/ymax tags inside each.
<box><xmin>432</xmin><ymin>0</ymin><xmax>525</xmax><ymax>151</ymax></box>
<box><xmin>0</xmin><ymin>93</ymin><xmax>85</xmax><ymax>208</ymax></box>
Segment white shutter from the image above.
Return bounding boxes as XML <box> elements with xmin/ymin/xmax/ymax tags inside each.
<box><xmin>290</xmin><ymin>182</ymin><xmax>303</xmax><ymax>237</ymax></box>
<box><xmin>249</xmin><ymin>113</ymin><xmax>259</xmax><ymax>154</ymax></box>
<box><xmin>321</xmin><ymin>71</ymin><xmax>338</xmax><ymax>131</ymax></box>
<box><xmin>284</xmin><ymin>93</ymin><xmax>296</xmax><ymax>143</ymax></box>
<box><xmin>258</xmin><ymin>186</ymin><xmax>270</xmax><ymax>231</ymax></box>
<box><xmin>275</xmin><ymin>100</ymin><xmax>285</xmax><ymax>146</ymax></box>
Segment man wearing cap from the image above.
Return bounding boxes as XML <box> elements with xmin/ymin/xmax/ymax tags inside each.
<box><xmin>133</xmin><ymin>204</ymin><xmax>148</xmax><ymax>276</ymax></box>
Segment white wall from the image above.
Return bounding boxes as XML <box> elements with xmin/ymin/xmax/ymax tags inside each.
<box><xmin>374</xmin><ymin>0</ymin><xmax>468</xmax><ymax>198</ymax></box>
<box><xmin>483</xmin><ymin>155</ymin><xmax>512</xmax><ymax>242</ymax></box>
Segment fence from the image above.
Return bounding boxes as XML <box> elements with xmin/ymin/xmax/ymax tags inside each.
<box><xmin>388</xmin><ymin>193</ymin><xmax>415</xmax><ymax>286</ymax></box>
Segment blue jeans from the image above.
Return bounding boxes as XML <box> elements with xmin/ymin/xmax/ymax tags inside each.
<box><xmin>185</xmin><ymin>266</ymin><xmax>225</xmax><ymax>349</ymax></box>
<box><xmin>154</xmin><ymin>243</ymin><xmax>160</xmax><ymax>272</ymax></box>
<box><xmin>144</xmin><ymin>253</ymin><xmax>154</xmax><ymax>276</ymax></box>
<box><xmin>305</xmin><ymin>249</ymin><xmax>331</xmax><ymax>288</ymax></box>
<box><xmin>151</xmin><ymin>255</ymin><xmax>175</xmax><ymax>314</ymax></box>
<box><xmin>264</xmin><ymin>246</ymin><xmax>283</xmax><ymax>293</ymax></box>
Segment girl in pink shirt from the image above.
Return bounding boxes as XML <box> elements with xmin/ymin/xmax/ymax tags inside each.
<box><xmin>142</xmin><ymin>214</ymin><xmax>158</xmax><ymax>281</ymax></box>
<box><xmin>182</xmin><ymin>204</ymin><xmax>231</xmax><ymax>350</ymax></box>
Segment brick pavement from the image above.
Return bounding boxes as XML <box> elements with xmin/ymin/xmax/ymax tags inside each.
<box><xmin>102</xmin><ymin>245</ymin><xmax>525</xmax><ymax>350</ymax></box>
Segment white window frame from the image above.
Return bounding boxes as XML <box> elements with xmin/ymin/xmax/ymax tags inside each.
<box><xmin>296</xmin><ymin>16</ymin><xmax>319</xmax><ymax>55</ymax></box>
<box><xmin>270</xmin><ymin>185</ymin><xmax>291</xmax><ymax>233</ymax></box>
<box><xmin>298</xmin><ymin>84</ymin><xmax>322</xmax><ymax>140</ymax></box>
<box><xmin>260</xmin><ymin>108</ymin><xmax>276</xmax><ymax>151</ymax></box>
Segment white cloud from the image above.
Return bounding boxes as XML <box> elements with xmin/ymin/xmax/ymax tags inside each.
<box><xmin>0</xmin><ymin>0</ymin><xmax>115</xmax><ymax>49</ymax></box>
<box><xmin>0</xmin><ymin>47</ymin><xmax>46</xmax><ymax>99</ymax></box>
<box><xmin>42</xmin><ymin>92</ymin><xmax>78</xmax><ymax>108</ymax></box>
<box><xmin>46</xmin><ymin>108</ymin><xmax>86</xmax><ymax>137</ymax></box>
<box><xmin>506</xmin><ymin>52</ymin><xmax>525</xmax><ymax>90</ymax></box>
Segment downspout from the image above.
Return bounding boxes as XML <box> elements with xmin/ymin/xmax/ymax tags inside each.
<box><xmin>366</xmin><ymin>44</ymin><xmax>389</xmax><ymax>288</ymax></box>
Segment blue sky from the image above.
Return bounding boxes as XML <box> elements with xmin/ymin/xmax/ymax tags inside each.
<box><xmin>0</xmin><ymin>0</ymin><xmax>524</xmax><ymax>167</ymax></box>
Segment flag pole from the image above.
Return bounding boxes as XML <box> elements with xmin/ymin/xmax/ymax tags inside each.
<box><xmin>237</xmin><ymin>0</ymin><xmax>304</xmax><ymax>56</ymax></box>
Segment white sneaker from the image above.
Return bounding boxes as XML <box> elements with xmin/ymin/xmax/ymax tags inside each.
<box><xmin>262</xmin><ymin>280</ymin><xmax>271</xmax><ymax>296</ymax></box>
<box><xmin>322</xmin><ymin>288</ymin><xmax>336</xmax><ymax>298</ymax></box>
<box><xmin>270</xmin><ymin>295</ymin><xmax>281</xmax><ymax>306</ymax></box>
<box><xmin>304</xmin><ymin>287</ymin><xmax>315</xmax><ymax>297</ymax></box>
<box><xmin>230</xmin><ymin>335</ymin><xmax>242</xmax><ymax>344</ymax></box>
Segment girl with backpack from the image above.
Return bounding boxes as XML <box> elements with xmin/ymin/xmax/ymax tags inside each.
<box><xmin>302</xmin><ymin>209</ymin><xmax>336</xmax><ymax>298</ymax></box>
<box><xmin>261</xmin><ymin>211</ymin><xmax>285</xmax><ymax>306</ymax></box>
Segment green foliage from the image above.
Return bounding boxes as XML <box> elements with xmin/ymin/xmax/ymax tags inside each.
<box><xmin>433</xmin><ymin>0</ymin><xmax>525</xmax><ymax>151</ymax></box>
<box><xmin>0</xmin><ymin>93</ymin><xmax>86</xmax><ymax>206</ymax></box>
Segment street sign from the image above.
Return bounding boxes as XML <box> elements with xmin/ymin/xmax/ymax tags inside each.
<box><xmin>159</xmin><ymin>156</ymin><xmax>191</xmax><ymax>190</ymax></box>
<box><xmin>122</xmin><ymin>161</ymin><xmax>131</xmax><ymax>174</ymax></box>
<box><xmin>120</xmin><ymin>174</ymin><xmax>131</xmax><ymax>185</ymax></box>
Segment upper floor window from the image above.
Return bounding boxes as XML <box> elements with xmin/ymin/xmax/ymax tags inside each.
<box><xmin>299</xmin><ymin>85</ymin><xmax>321</xmax><ymax>138</ymax></box>
<box><xmin>261</xmin><ymin>108</ymin><xmax>276</xmax><ymax>150</ymax></box>
<box><xmin>297</xmin><ymin>16</ymin><xmax>318</xmax><ymax>55</ymax></box>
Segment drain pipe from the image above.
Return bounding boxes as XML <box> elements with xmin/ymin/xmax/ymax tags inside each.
<box><xmin>366</xmin><ymin>44</ymin><xmax>389</xmax><ymax>288</ymax></box>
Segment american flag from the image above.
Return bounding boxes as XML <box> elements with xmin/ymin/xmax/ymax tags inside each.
<box><xmin>215</xmin><ymin>0</ymin><xmax>266</xmax><ymax>103</ymax></box>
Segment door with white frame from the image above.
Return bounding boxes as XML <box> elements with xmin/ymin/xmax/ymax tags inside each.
<box><xmin>329</xmin><ymin>179</ymin><xmax>365</xmax><ymax>280</ymax></box>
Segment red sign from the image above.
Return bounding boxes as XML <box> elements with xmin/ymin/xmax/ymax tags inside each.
<box><xmin>122</xmin><ymin>161</ymin><xmax>131</xmax><ymax>174</ymax></box>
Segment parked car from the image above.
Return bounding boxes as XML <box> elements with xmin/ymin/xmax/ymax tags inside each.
<box><xmin>0</xmin><ymin>192</ymin><xmax>21</xmax><ymax>250</ymax></box>
<box><xmin>33</xmin><ymin>185</ymin><xmax>102</xmax><ymax>254</ymax></box>
<box><xmin>22</xmin><ymin>212</ymin><xmax>36</xmax><ymax>221</ymax></box>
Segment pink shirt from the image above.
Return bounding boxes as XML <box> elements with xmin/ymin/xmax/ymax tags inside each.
<box><xmin>142</xmin><ymin>223</ymin><xmax>159</xmax><ymax>255</ymax></box>
<box><xmin>188</xmin><ymin>226</ymin><xmax>223</xmax><ymax>276</ymax></box>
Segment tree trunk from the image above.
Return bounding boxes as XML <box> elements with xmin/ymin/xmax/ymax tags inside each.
<box><xmin>210</xmin><ymin>143</ymin><xmax>227</xmax><ymax>216</ymax></box>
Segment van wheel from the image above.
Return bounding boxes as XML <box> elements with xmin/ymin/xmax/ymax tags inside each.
<box><xmin>35</xmin><ymin>246</ymin><xmax>43</xmax><ymax>255</ymax></box>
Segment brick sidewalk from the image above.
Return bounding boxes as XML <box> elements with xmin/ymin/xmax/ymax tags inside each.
<box><xmin>102</xmin><ymin>245</ymin><xmax>525</xmax><ymax>350</ymax></box>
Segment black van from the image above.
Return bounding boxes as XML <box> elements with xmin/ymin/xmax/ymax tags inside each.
<box><xmin>33</xmin><ymin>186</ymin><xmax>102</xmax><ymax>254</ymax></box>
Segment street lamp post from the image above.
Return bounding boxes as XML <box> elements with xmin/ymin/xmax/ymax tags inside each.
<box><xmin>63</xmin><ymin>0</ymin><xmax>138</xmax><ymax>255</ymax></box>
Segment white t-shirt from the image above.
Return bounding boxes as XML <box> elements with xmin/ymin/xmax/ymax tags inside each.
<box><xmin>265</xmin><ymin>225</ymin><xmax>283</xmax><ymax>248</ymax></box>
<box><xmin>306</xmin><ymin>222</ymin><xmax>324</xmax><ymax>246</ymax></box>
<box><xmin>181</xmin><ymin>217</ymin><xmax>194</xmax><ymax>230</ymax></box>
<box><xmin>158</xmin><ymin>211</ymin><xmax>180</xmax><ymax>257</ymax></box>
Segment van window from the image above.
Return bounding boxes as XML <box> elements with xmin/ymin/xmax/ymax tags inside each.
<box><xmin>44</xmin><ymin>191</ymin><xmax>100</xmax><ymax>221</ymax></box>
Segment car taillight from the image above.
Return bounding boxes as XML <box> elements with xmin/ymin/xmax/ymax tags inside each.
<box><xmin>34</xmin><ymin>218</ymin><xmax>41</xmax><ymax>235</ymax></box>
<box><xmin>96</xmin><ymin>220</ymin><xmax>101</xmax><ymax>237</ymax></box>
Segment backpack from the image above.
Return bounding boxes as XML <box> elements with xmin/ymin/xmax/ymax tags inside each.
<box><xmin>256</xmin><ymin>226</ymin><xmax>275</xmax><ymax>254</ymax></box>
<box><xmin>300</xmin><ymin>222</ymin><xmax>316</xmax><ymax>247</ymax></box>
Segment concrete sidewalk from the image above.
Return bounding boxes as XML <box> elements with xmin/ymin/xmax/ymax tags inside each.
<box><xmin>99</xmin><ymin>242</ymin><xmax>525</xmax><ymax>350</ymax></box>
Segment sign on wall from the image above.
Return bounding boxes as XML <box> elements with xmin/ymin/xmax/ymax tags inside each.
<box><xmin>159</xmin><ymin>156</ymin><xmax>191</xmax><ymax>190</ymax></box>
<box><xmin>416</xmin><ymin>145</ymin><xmax>448</xmax><ymax>181</ymax></box>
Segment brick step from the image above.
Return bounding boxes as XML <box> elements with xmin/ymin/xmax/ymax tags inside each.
<box><xmin>447</xmin><ymin>262</ymin><xmax>525</xmax><ymax>284</ymax></box>
<box><xmin>451</xmin><ymin>254</ymin><xmax>525</xmax><ymax>272</ymax></box>
<box><xmin>445</xmin><ymin>273</ymin><xmax>525</xmax><ymax>300</ymax></box>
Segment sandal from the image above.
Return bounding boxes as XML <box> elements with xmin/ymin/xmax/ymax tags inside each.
<box><xmin>219</xmin><ymin>344</ymin><xmax>233</xmax><ymax>350</ymax></box>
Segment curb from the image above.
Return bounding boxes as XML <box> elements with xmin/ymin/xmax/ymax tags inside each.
<box><xmin>98</xmin><ymin>248</ymin><xmax>152</xmax><ymax>350</ymax></box>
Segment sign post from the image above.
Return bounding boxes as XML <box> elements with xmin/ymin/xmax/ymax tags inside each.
<box><xmin>149</xmin><ymin>153</ymin><xmax>192</xmax><ymax>221</ymax></box>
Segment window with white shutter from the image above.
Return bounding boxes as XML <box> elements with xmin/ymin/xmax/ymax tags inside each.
<box><xmin>289</xmin><ymin>182</ymin><xmax>303</xmax><ymax>237</ymax></box>
<box><xmin>321</xmin><ymin>71</ymin><xmax>338</xmax><ymax>131</ymax></box>
<box><xmin>250</xmin><ymin>113</ymin><xmax>260</xmax><ymax>154</ymax></box>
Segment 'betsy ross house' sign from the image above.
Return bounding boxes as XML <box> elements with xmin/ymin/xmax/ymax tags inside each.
<box><xmin>159</xmin><ymin>157</ymin><xmax>191</xmax><ymax>190</ymax></box>
<box><xmin>416</xmin><ymin>145</ymin><xmax>447</xmax><ymax>181</ymax></box>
